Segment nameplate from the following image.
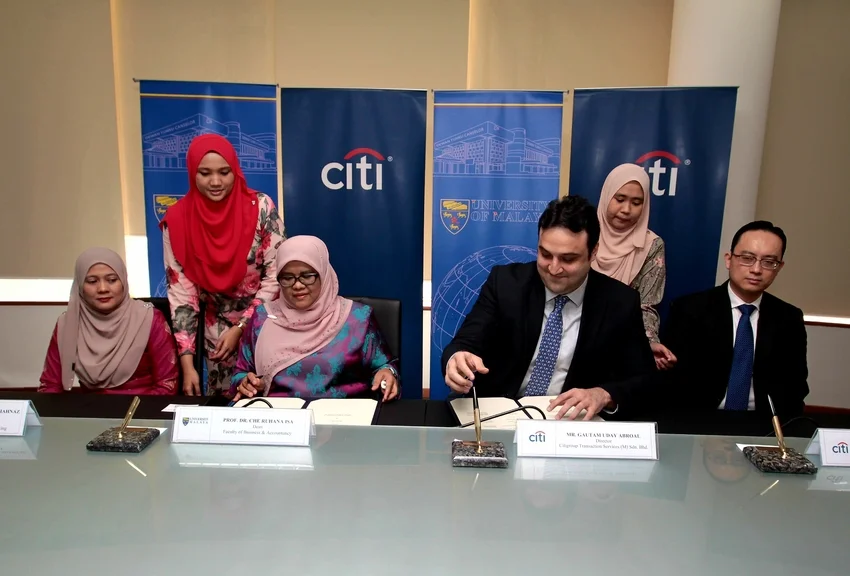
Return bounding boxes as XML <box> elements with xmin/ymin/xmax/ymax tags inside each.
<box><xmin>171</xmin><ymin>406</ymin><xmax>314</xmax><ymax>447</ymax></box>
<box><xmin>515</xmin><ymin>420</ymin><xmax>658</xmax><ymax>460</ymax></box>
<box><xmin>0</xmin><ymin>400</ymin><xmax>43</xmax><ymax>437</ymax></box>
<box><xmin>805</xmin><ymin>428</ymin><xmax>850</xmax><ymax>467</ymax></box>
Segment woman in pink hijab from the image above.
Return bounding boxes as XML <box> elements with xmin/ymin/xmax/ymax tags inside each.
<box><xmin>230</xmin><ymin>236</ymin><xmax>399</xmax><ymax>401</ymax></box>
<box><xmin>39</xmin><ymin>248</ymin><xmax>179</xmax><ymax>394</ymax></box>
<box><xmin>591</xmin><ymin>163</ymin><xmax>676</xmax><ymax>370</ymax></box>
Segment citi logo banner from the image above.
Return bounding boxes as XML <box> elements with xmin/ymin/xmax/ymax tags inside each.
<box><xmin>635</xmin><ymin>150</ymin><xmax>691</xmax><ymax>197</ymax></box>
<box><xmin>528</xmin><ymin>431</ymin><xmax>546</xmax><ymax>443</ymax></box>
<box><xmin>833</xmin><ymin>441</ymin><xmax>849</xmax><ymax>454</ymax></box>
<box><xmin>321</xmin><ymin>147</ymin><xmax>392</xmax><ymax>191</ymax></box>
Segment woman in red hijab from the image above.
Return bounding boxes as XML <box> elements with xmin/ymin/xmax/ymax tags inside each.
<box><xmin>161</xmin><ymin>134</ymin><xmax>285</xmax><ymax>395</ymax></box>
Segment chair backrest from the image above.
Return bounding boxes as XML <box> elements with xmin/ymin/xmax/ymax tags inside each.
<box><xmin>139</xmin><ymin>297</ymin><xmax>206</xmax><ymax>379</ymax></box>
<box><xmin>345</xmin><ymin>296</ymin><xmax>401</xmax><ymax>362</ymax></box>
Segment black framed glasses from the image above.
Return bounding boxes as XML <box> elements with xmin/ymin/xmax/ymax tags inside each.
<box><xmin>278</xmin><ymin>272</ymin><xmax>319</xmax><ymax>288</ymax></box>
<box><xmin>731</xmin><ymin>253</ymin><xmax>781</xmax><ymax>270</ymax></box>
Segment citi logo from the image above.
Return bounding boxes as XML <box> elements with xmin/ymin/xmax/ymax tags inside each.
<box><xmin>528</xmin><ymin>431</ymin><xmax>546</xmax><ymax>443</ymax></box>
<box><xmin>635</xmin><ymin>151</ymin><xmax>691</xmax><ymax>197</ymax></box>
<box><xmin>321</xmin><ymin>147</ymin><xmax>392</xmax><ymax>191</ymax></box>
<box><xmin>833</xmin><ymin>441</ymin><xmax>849</xmax><ymax>454</ymax></box>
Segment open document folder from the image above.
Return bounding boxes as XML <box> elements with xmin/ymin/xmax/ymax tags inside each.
<box><xmin>450</xmin><ymin>396</ymin><xmax>603</xmax><ymax>430</ymax></box>
<box><xmin>232</xmin><ymin>397</ymin><xmax>378</xmax><ymax>426</ymax></box>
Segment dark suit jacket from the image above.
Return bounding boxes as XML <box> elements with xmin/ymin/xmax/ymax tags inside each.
<box><xmin>661</xmin><ymin>283</ymin><xmax>808</xmax><ymax>421</ymax></box>
<box><xmin>441</xmin><ymin>264</ymin><xmax>655</xmax><ymax>416</ymax></box>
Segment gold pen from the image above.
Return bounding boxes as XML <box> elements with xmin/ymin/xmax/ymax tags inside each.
<box><xmin>768</xmin><ymin>395</ymin><xmax>787</xmax><ymax>457</ymax></box>
<box><xmin>118</xmin><ymin>396</ymin><xmax>141</xmax><ymax>439</ymax></box>
<box><xmin>472</xmin><ymin>385</ymin><xmax>483</xmax><ymax>453</ymax></box>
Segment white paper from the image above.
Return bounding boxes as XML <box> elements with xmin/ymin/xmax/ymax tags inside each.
<box><xmin>307</xmin><ymin>399</ymin><xmax>377</xmax><ymax>426</ymax></box>
<box><xmin>450</xmin><ymin>397</ymin><xmax>524</xmax><ymax>430</ymax></box>
<box><xmin>736</xmin><ymin>443</ymin><xmax>777</xmax><ymax>452</ymax></box>
<box><xmin>0</xmin><ymin>400</ymin><xmax>32</xmax><ymax>436</ymax></box>
<box><xmin>233</xmin><ymin>397</ymin><xmax>306</xmax><ymax>410</ymax></box>
<box><xmin>806</xmin><ymin>428</ymin><xmax>850</xmax><ymax>467</ymax></box>
<box><xmin>516</xmin><ymin>420</ymin><xmax>658</xmax><ymax>460</ymax></box>
<box><xmin>171</xmin><ymin>406</ymin><xmax>313</xmax><ymax>446</ymax></box>
<box><xmin>161</xmin><ymin>404</ymin><xmax>199</xmax><ymax>413</ymax></box>
<box><xmin>518</xmin><ymin>396</ymin><xmax>603</xmax><ymax>422</ymax></box>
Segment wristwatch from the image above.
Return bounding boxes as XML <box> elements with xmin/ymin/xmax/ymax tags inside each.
<box><xmin>383</xmin><ymin>364</ymin><xmax>399</xmax><ymax>380</ymax></box>
<box><xmin>235</xmin><ymin>320</ymin><xmax>247</xmax><ymax>331</ymax></box>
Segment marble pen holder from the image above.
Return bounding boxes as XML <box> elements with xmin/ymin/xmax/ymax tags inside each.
<box><xmin>743</xmin><ymin>446</ymin><xmax>817</xmax><ymax>475</ymax></box>
<box><xmin>451</xmin><ymin>440</ymin><xmax>508</xmax><ymax>469</ymax></box>
<box><xmin>86</xmin><ymin>427</ymin><xmax>160</xmax><ymax>453</ymax></box>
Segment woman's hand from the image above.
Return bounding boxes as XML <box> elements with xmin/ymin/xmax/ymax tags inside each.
<box><xmin>232</xmin><ymin>372</ymin><xmax>264</xmax><ymax>403</ymax></box>
<box><xmin>371</xmin><ymin>368</ymin><xmax>399</xmax><ymax>402</ymax></box>
<box><xmin>209</xmin><ymin>325</ymin><xmax>243</xmax><ymax>361</ymax></box>
<box><xmin>180</xmin><ymin>356</ymin><xmax>201</xmax><ymax>396</ymax></box>
<box><xmin>650</xmin><ymin>342</ymin><xmax>677</xmax><ymax>371</ymax></box>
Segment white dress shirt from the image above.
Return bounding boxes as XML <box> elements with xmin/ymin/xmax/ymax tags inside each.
<box><xmin>517</xmin><ymin>277</ymin><xmax>588</xmax><ymax>396</ymax></box>
<box><xmin>717</xmin><ymin>284</ymin><xmax>761</xmax><ymax>411</ymax></box>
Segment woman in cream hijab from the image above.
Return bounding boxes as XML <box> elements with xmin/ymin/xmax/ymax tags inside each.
<box><xmin>592</xmin><ymin>163</ymin><xmax>676</xmax><ymax>370</ymax></box>
<box><xmin>38</xmin><ymin>248</ymin><xmax>179</xmax><ymax>393</ymax></box>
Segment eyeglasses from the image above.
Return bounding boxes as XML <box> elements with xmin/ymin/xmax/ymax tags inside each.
<box><xmin>278</xmin><ymin>273</ymin><xmax>319</xmax><ymax>288</ymax></box>
<box><xmin>731</xmin><ymin>254</ymin><xmax>782</xmax><ymax>270</ymax></box>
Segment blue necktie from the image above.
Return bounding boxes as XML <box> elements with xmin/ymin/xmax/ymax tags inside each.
<box><xmin>725</xmin><ymin>304</ymin><xmax>756</xmax><ymax>411</ymax></box>
<box><xmin>526</xmin><ymin>295</ymin><xmax>569</xmax><ymax>396</ymax></box>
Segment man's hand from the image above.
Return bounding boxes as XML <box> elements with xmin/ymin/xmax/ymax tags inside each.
<box><xmin>444</xmin><ymin>352</ymin><xmax>489</xmax><ymax>394</ymax></box>
<box><xmin>548</xmin><ymin>387</ymin><xmax>614</xmax><ymax>420</ymax></box>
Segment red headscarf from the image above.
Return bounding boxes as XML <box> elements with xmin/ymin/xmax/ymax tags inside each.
<box><xmin>160</xmin><ymin>134</ymin><xmax>259</xmax><ymax>294</ymax></box>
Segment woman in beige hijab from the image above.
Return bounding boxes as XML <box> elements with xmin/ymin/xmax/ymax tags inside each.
<box><xmin>38</xmin><ymin>248</ymin><xmax>179</xmax><ymax>394</ymax></box>
<box><xmin>591</xmin><ymin>163</ymin><xmax>676</xmax><ymax>370</ymax></box>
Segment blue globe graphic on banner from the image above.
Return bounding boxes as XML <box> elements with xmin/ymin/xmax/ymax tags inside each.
<box><xmin>431</xmin><ymin>245</ymin><xmax>536</xmax><ymax>353</ymax></box>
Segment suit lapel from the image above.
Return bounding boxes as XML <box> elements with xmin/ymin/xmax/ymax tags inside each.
<box><xmin>521</xmin><ymin>274</ymin><xmax>546</xmax><ymax>373</ymax></box>
<box><xmin>566</xmin><ymin>272</ymin><xmax>602</xmax><ymax>387</ymax></box>
<box><xmin>753</xmin><ymin>294</ymin><xmax>776</xmax><ymax>404</ymax></box>
<box><xmin>711</xmin><ymin>284</ymin><xmax>735</xmax><ymax>382</ymax></box>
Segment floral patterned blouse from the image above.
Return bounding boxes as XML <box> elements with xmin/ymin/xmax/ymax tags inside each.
<box><xmin>163</xmin><ymin>192</ymin><xmax>285</xmax><ymax>392</ymax></box>
<box><xmin>629</xmin><ymin>235</ymin><xmax>666</xmax><ymax>343</ymax></box>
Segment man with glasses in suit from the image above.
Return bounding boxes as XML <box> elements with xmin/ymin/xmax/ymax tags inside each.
<box><xmin>662</xmin><ymin>221</ymin><xmax>808</xmax><ymax>421</ymax></box>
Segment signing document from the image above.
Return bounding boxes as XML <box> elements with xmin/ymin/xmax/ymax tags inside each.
<box><xmin>308</xmin><ymin>399</ymin><xmax>378</xmax><ymax>426</ymax></box>
<box><xmin>451</xmin><ymin>396</ymin><xmax>602</xmax><ymax>430</ymax></box>
<box><xmin>233</xmin><ymin>398</ymin><xmax>306</xmax><ymax>410</ymax></box>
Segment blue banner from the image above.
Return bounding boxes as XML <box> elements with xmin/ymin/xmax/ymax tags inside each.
<box><xmin>139</xmin><ymin>80</ymin><xmax>278</xmax><ymax>296</ymax></box>
<box><xmin>429</xmin><ymin>91</ymin><xmax>565</xmax><ymax>399</ymax></box>
<box><xmin>280</xmin><ymin>88</ymin><xmax>426</xmax><ymax>399</ymax></box>
<box><xmin>569</xmin><ymin>87</ymin><xmax>737</xmax><ymax>315</ymax></box>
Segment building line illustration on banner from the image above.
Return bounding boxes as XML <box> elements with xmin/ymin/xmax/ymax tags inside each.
<box><xmin>430</xmin><ymin>91</ymin><xmax>565</xmax><ymax>400</ymax></box>
<box><xmin>139</xmin><ymin>80</ymin><xmax>278</xmax><ymax>298</ymax></box>
<box><xmin>280</xmin><ymin>88</ymin><xmax>426</xmax><ymax>399</ymax></box>
<box><xmin>569</xmin><ymin>87</ymin><xmax>737</xmax><ymax>318</ymax></box>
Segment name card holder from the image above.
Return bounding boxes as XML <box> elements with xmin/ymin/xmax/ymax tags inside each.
<box><xmin>172</xmin><ymin>406</ymin><xmax>315</xmax><ymax>447</ymax></box>
<box><xmin>805</xmin><ymin>428</ymin><xmax>850</xmax><ymax>467</ymax></box>
<box><xmin>515</xmin><ymin>419</ymin><xmax>658</xmax><ymax>460</ymax></box>
<box><xmin>0</xmin><ymin>400</ymin><xmax>43</xmax><ymax>437</ymax></box>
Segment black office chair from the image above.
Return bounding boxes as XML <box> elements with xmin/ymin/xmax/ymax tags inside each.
<box><xmin>140</xmin><ymin>297</ymin><xmax>206</xmax><ymax>388</ymax></box>
<box><xmin>346</xmin><ymin>296</ymin><xmax>401</xmax><ymax>362</ymax></box>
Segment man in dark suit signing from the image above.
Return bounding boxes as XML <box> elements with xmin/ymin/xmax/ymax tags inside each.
<box><xmin>661</xmin><ymin>221</ymin><xmax>808</xmax><ymax>421</ymax></box>
<box><xmin>442</xmin><ymin>195</ymin><xmax>655</xmax><ymax>420</ymax></box>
